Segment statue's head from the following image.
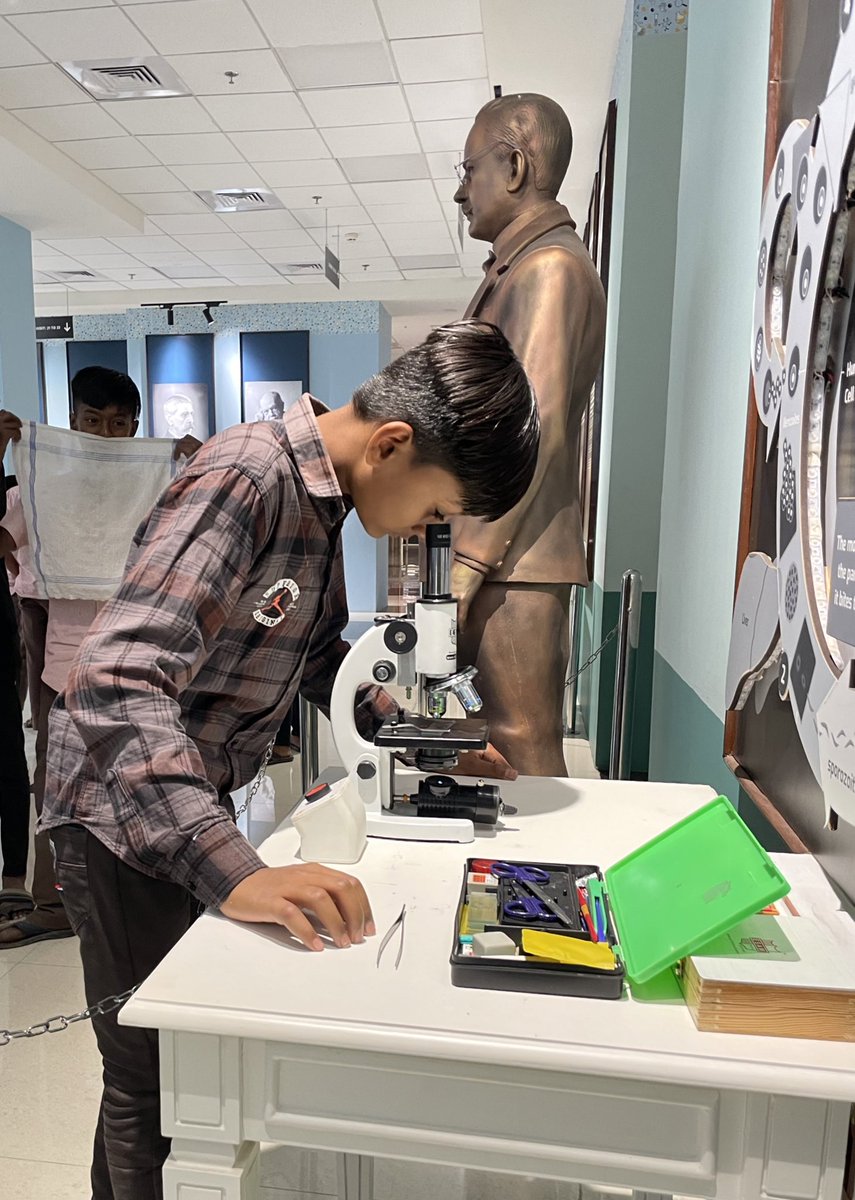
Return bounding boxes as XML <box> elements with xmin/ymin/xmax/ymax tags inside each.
<box><xmin>454</xmin><ymin>93</ymin><xmax>572</xmax><ymax>244</ymax></box>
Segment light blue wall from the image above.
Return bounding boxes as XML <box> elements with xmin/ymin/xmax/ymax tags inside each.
<box><xmin>649</xmin><ymin>0</ymin><xmax>773</xmax><ymax>792</ymax></box>
<box><xmin>0</xmin><ymin>216</ymin><xmax>38</xmax><ymax>440</ymax></box>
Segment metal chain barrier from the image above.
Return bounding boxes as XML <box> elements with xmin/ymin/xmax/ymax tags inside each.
<box><xmin>565</xmin><ymin>623</ymin><xmax>618</xmax><ymax>686</ymax></box>
<box><xmin>1</xmin><ymin>985</ymin><xmax>138</xmax><ymax>1047</ymax></box>
<box><xmin>3</xmin><ymin>743</ymin><xmax>277</xmax><ymax>1047</ymax></box>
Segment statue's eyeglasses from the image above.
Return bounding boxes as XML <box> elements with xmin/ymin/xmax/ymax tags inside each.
<box><xmin>454</xmin><ymin>141</ymin><xmax>519</xmax><ymax>184</ymax></box>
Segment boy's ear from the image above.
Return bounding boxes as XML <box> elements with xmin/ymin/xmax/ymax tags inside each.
<box><xmin>69</xmin><ymin>411</ymin><xmax>78</xmax><ymax>430</ymax></box>
<box><xmin>364</xmin><ymin>420</ymin><xmax>415</xmax><ymax>466</ymax></box>
<box><xmin>131</xmin><ymin>418</ymin><xmax>139</xmax><ymax>437</ymax></box>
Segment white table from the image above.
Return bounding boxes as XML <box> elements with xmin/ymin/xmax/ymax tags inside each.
<box><xmin>121</xmin><ymin>778</ymin><xmax>855</xmax><ymax>1200</ymax></box>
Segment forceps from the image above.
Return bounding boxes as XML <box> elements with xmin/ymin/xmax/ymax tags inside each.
<box><xmin>376</xmin><ymin>903</ymin><xmax>407</xmax><ymax>969</ymax></box>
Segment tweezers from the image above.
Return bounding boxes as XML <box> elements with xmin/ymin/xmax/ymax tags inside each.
<box><xmin>376</xmin><ymin>903</ymin><xmax>406</xmax><ymax>969</ymax></box>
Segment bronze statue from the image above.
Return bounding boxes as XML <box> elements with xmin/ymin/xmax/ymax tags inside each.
<box><xmin>451</xmin><ymin>93</ymin><xmax>606</xmax><ymax>777</ymax></box>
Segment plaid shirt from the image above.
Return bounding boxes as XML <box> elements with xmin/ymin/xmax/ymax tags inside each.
<box><xmin>42</xmin><ymin>396</ymin><xmax>396</xmax><ymax>908</ymax></box>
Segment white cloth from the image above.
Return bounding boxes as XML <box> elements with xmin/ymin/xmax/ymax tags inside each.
<box><xmin>12</xmin><ymin>422</ymin><xmax>177</xmax><ymax>600</ymax></box>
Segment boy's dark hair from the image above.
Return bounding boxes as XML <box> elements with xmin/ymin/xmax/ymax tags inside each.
<box><xmin>353</xmin><ymin>321</ymin><xmax>539</xmax><ymax>521</ymax></box>
<box><xmin>70</xmin><ymin>366</ymin><xmax>141</xmax><ymax>418</ymax></box>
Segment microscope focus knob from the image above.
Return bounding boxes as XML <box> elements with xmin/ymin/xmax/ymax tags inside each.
<box><xmin>373</xmin><ymin>660</ymin><xmax>396</xmax><ymax>684</ymax></box>
<box><xmin>357</xmin><ymin>761</ymin><xmax>377</xmax><ymax>780</ymax></box>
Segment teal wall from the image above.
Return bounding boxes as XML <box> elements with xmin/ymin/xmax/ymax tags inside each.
<box><xmin>649</xmin><ymin>1</ymin><xmax>773</xmax><ymax>819</ymax></box>
<box><xmin>0</xmin><ymin>216</ymin><xmax>38</xmax><ymax>449</ymax></box>
<box><xmin>581</xmin><ymin>12</ymin><xmax>687</xmax><ymax>775</ymax></box>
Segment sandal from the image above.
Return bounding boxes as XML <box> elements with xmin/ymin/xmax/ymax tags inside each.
<box><xmin>0</xmin><ymin>914</ymin><xmax>73</xmax><ymax>948</ymax></box>
<box><xmin>0</xmin><ymin>888</ymin><xmax>35</xmax><ymax>921</ymax></box>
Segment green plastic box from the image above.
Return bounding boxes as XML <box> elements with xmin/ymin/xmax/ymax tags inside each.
<box><xmin>605</xmin><ymin>795</ymin><xmax>790</xmax><ymax>984</ymax></box>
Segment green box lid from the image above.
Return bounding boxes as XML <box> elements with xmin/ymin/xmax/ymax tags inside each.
<box><xmin>604</xmin><ymin>796</ymin><xmax>790</xmax><ymax>985</ymax></box>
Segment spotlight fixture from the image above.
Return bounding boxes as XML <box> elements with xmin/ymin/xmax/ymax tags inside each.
<box><xmin>140</xmin><ymin>300</ymin><xmax>226</xmax><ymax>327</ymax></box>
<box><xmin>166</xmin><ymin>304</ymin><xmax>175</xmax><ymax>327</ymax></box>
<box><xmin>202</xmin><ymin>304</ymin><xmax>213</xmax><ymax>324</ymax></box>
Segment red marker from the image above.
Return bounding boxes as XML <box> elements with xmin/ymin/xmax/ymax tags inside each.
<box><xmin>577</xmin><ymin>886</ymin><xmax>598</xmax><ymax>942</ymax></box>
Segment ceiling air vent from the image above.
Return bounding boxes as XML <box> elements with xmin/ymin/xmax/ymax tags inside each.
<box><xmin>60</xmin><ymin>57</ymin><xmax>190</xmax><ymax>101</ymax></box>
<box><xmin>196</xmin><ymin>189</ymin><xmax>285</xmax><ymax>214</ymax></box>
<box><xmin>45</xmin><ymin>269</ymin><xmax>107</xmax><ymax>283</ymax></box>
<box><xmin>272</xmin><ymin>262</ymin><xmax>324</xmax><ymax>276</ymax></box>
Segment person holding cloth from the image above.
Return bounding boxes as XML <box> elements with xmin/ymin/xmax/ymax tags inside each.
<box><xmin>36</xmin><ymin>321</ymin><xmax>538</xmax><ymax>1199</ymax></box>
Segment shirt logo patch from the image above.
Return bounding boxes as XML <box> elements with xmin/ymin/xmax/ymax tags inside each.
<box><xmin>253</xmin><ymin>578</ymin><xmax>300</xmax><ymax>627</ymax></box>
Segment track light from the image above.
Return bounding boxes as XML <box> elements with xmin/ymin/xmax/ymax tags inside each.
<box><xmin>202</xmin><ymin>304</ymin><xmax>213</xmax><ymax>324</ymax></box>
<box><xmin>166</xmin><ymin>305</ymin><xmax>175</xmax><ymax>327</ymax></box>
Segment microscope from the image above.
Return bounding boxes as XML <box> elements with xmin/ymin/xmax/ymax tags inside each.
<box><xmin>329</xmin><ymin>525</ymin><xmax>506</xmax><ymax>842</ymax></box>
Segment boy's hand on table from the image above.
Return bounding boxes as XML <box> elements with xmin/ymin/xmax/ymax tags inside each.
<box><xmin>173</xmin><ymin>435</ymin><xmax>202</xmax><ymax>460</ymax></box>
<box><xmin>0</xmin><ymin>410</ymin><xmax>23</xmax><ymax>457</ymax></box>
<box><xmin>220</xmin><ymin>864</ymin><xmax>375</xmax><ymax>952</ymax></box>
<box><xmin>456</xmin><ymin>744</ymin><xmax>518</xmax><ymax>781</ymax></box>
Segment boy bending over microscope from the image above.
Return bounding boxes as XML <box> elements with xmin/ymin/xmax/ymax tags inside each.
<box><xmin>32</xmin><ymin>321</ymin><xmax>539</xmax><ymax>1199</ymax></box>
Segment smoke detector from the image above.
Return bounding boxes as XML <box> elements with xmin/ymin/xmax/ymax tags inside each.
<box><xmin>196</xmin><ymin>189</ymin><xmax>285</xmax><ymax>213</ymax></box>
<box><xmin>60</xmin><ymin>58</ymin><xmax>190</xmax><ymax>101</ymax></box>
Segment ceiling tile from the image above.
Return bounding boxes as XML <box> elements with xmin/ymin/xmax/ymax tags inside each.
<box><xmin>343</xmin><ymin>268</ymin><xmax>401</xmax><ymax>282</ymax></box>
<box><xmin>425</xmin><ymin>150</ymin><xmax>459</xmax><ymax>181</ymax></box>
<box><xmin>380</xmin><ymin>219</ymin><xmax>453</xmax><ymax>241</ymax></box>
<box><xmin>376</xmin><ymin>0</ymin><xmax>481</xmax><ymax>39</ymax></box>
<box><xmin>99</xmin><ymin>266</ymin><xmax>166</xmax><ymax>282</ymax></box>
<box><xmin>217</xmin><ymin>209</ymin><xmax>302</xmax><ymax>232</ymax></box>
<box><xmin>122</xmin><ymin>278</ymin><xmax>174</xmax><ymax>289</ymax></box>
<box><xmin>174</xmin><ymin>232</ymin><xmax>248</xmax><ymax>252</ymax></box>
<box><xmin>402</xmin><ymin>266</ymin><xmax>463</xmax><ymax>279</ymax></box>
<box><xmin>138</xmin><ymin>132</ymin><xmax>243</xmax><ymax>165</ymax></box>
<box><xmin>198</xmin><ymin>248</ymin><xmax>264</xmax><ymax>266</ymax></box>
<box><xmin>405</xmin><ymin>79</ymin><xmax>489</xmax><ymax>123</ymax></box>
<box><xmin>0</xmin><ymin>63</ymin><xmax>88</xmax><ymax>108</ymax></box>
<box><xmin>172</xmin><ymin>277</ymin><xmax>231</xmax><ymax>287</ymax></box>
<box><xmin>271</xmin><ymin>183</ymin><xmax>356</xmax><ymax>209</ymax></box>
<box><xmin>340</xmin><ymin>154</ymin><xmax>429</xmax><ymax>184</ymax></box>
<box><xmin>150</xmin><ymin>214</ymin><xmax>229</xmax><ymax>235</ymax></box>
<box><xmin>12</xmin><ymin>102</ymin><xmax>124</xmax><ymax>140</ymax></box>
<box><xmin>141</xmin><ymin>253</ymin><xmax>208</xmax><ymax>268</ymax></box>
<box><xmin>57</xmin><ymin>137</ymin><xmax>160</xmax><ymax>169</ymax></box>
<box><xmin>321</xmin><ymin>123</ymin><xmax>418</xmax><ymax>158</ymax></box>
<box><xmin>124</xmin><ymin>0</ymin><xmax>266</xmax><ymax>55</ymax></box>
<box><xmin>392</xmin><ymin>34</ymin><xmax>486</xmax><ymax>84</ymax></box>
<box><xmin>245</xmin><ymin>0</ymin><xmax>382</xmax><ymax>46</ymax></box>
<box><xmin>170</xmin><ymin>162</ymin><xmax>269</xmax><ymax>190</ymax></box>
<box><xmin>125</xmin><ymin>191</ymin><xmax>212</xmax><ymax>214</ymax></box>
<box><xmin>227</xmin><ymin>276</ymin><xmax>287</xmax><ymax>286</ymax></box>
<box><xmin>0</xmin><ymin>17</ymin><xmax>45</xmax><ymax>66</ymax></box>
<box><xmin>308</xmin><ymin>225</ymin><xmax>389</xmax><ymax>254</ymax></box>
<box><xmin>417</xmin><ymin>118</ymin><xmax>472</xmax><ymax>153</ymax></box>
<box><xmin>8</xmin><ymin>7</ymin><xmax>152</xmax><ymax>60</ymax></box>
<box><xmin>33</xmin><ymin>254</ymin><xmax>83</xmax><ymax>270</ymax></box>
<box><xmin>201</xmin><ymin>92</ymin><xmax>311</xmax><ymax>132</ymax></box>
<box><xmin>165</xmin><ymin>49</ymin><xmax>291</xmax><ymax>96</ymax></box>
<box><xmin>102</xmin><ymin>97</ymin><xmax>218</xmax><ymax>136</ymax></box>
<box><xmin>365</xmin><ymin>201</ymin><xmax>444</xmax><ymax>224</ymax></box>
<box><xmin>231</xmin><ymin>128</ymin><xmax>328</xmax><ymax>161</ymax></box>
<box><xmin>240</xmin><ymin>228</ymin><xmax>316</xmax><ymax>248</ymax></box>
<box><xmin>110</xmin><ymin>235</ymin><xmax>185</xmax><ymax>254</ymax></box>
<box><xmin>224</xmin><ymin>264</ymin><xmax>277</xmax><ymax>277</ymax></box>
<box><xmin>302</xmin><ymin>84</ymin><xmax>407</xmax><ymax>128</ymax></box>
<box><xmin>0</xmin><ymin>0</ymin><xmax>113</xmax><ymax>11</ymax></box>
<box><xmin>72</xmin><ymin>280</ymin><xmax>128</xmax><ymax>291</ymax></box>
<box><xmin>94</xmin><ymin>165</ymin><xmax>183</xmax><ymax>193</ymax></box>
<box><xmin>397</xmin><ymin>252</ymin><xmax>461</xmax><ymax>270</ymax></box>
<box><xmin>353</xmin><ymin>179</ymin><xmax>436</xmax><ymax>206</ymax></box>
<box><xmin>257</xmin><ymin>158</ymin><xmax>344</xmax><ymax>188</ymax></box>
<box><xmin>339</xmin><ymin>255</ymin><xmax>398</xmax><ymax>272</ymax></box>
<box><xmin>43</xmin><ymin>237</ymin><xmax>123</xmax><ymax>256</ymax></box>
<box><xmin>278</xmin><ymin>41</ymin><xmax>394</xmax><ymax>91</ymax></box>
<box><xmin>290</xmin><ymin>204</ymin><xmax>367</xmax><ymax>229</ymax></box>
<box><xmin>68</xmin><ymin>253</ymin><xmax>147</xmax><ymax>269</ymax></box>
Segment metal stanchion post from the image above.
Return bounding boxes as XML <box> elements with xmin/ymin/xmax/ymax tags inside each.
<box><xmin>609</xmin><ymin>569</ymin><xmax>643</xmax><ymax>780</ymax></box>
<box><xmin>299</xmin><ymin>696</ymin><xmax>320</xmax><ymax>793</ymax></box>
<box><xmin>564</xmin><ymin>583</ymin><xmax>583</xmax><ymax>736</ymax></box>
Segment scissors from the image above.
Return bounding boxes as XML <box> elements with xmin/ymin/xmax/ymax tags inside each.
<box><xmin>503</xmin><ymin>892</ymin><xmax>561</xmax><ymax>923</ymax></box>
<box><xmin>487</xmin><ymin>861</ymin><xmax>551</xmax><ymax>885</ymax></box>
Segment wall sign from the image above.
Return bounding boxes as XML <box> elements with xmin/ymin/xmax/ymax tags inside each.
<box><xmin>36</xmin><ymin>316</ymin><xmax>74</xmax><ymax>340</ymax></box>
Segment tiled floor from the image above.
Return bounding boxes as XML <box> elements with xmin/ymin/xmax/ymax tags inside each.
<box><xmin>0</xmin><ymin>727</ymin><xmax>603</xmax><ymax>1199</ymax></box>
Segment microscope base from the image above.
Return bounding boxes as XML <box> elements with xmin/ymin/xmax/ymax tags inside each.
<box><xmin>365</xmin><ymin>811</ymin><xmax>474</xmax><ymax>843</ymax></box>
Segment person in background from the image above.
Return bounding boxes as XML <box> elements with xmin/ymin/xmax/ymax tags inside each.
<box><xmin>0</xmin><ymin>367</ymin><xmax>201</xmax><ymax>947</ymax></box>
<box><xmin>0</xmin><ymin>456</ymin><xmax>31</xmax><ymax>920</ymax></box>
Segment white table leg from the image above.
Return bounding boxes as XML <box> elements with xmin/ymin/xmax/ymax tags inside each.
<box><xmin>336</xmin><ymin>1152</ymin><xmax>375</xmax><ymax>1200</ymax></box>
<box><xmin>163</xmin><ymin>1137</ymin><xmax>259</xmax><ymax>1199</ymax></box>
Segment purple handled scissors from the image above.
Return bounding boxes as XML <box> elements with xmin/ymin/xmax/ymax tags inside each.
<box><xmin>490</xmin><ymin>862</ymin><xmax>551</xmax><ymax>884</ymax></box>
<box><xmin>502</xmin><ymin>892</ymin><xmax>561</xmax><ymax>923</ymax></box>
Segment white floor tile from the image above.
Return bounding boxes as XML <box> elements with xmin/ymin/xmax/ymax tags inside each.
<box><xmin>0</xmin><ymin>963</ymin><xmax>101</xmax><ymax>1168</ymax></box>
<box><xmin>22</xmin><ymin>934</ymin><xmax>83</xmax><ymax>968</ymax></box>
<box><xmin>0</xmin><ymin>1156</ymin><xmax>91</xmax><ymax>1199</ymax></box>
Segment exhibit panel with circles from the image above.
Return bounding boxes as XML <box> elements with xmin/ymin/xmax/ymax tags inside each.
<box><xmin>728</xmin><ymin>1</ymin><xmax>855</xmax><ymax>829</ymax></box>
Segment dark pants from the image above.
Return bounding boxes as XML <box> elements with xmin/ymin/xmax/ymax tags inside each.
<box><xmin>0</xmin><ymin>576</ymin><xmax>30</xmax><ymax>881</ymax></box>
<box><xmin>19</xmin><ymin>595</ymin><xmax>48</xmax><ymax>733</ymax></box>
<box><xmin>52</xmin><ymin>825</ymin><xmax>197</xmax><ymax>1200</ymax></box>
<box><xmin>31</xmin><ymin>679</ymin><xmax>68</xmax><ymax>927</ymax></box>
